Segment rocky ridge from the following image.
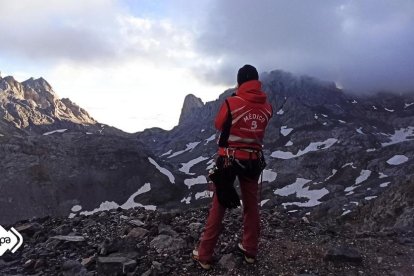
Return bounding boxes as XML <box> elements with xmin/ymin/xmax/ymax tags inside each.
<box><xmin>0</xmin><ymin>76</ymin><xmax>95</xmax><ymax>134</ymax></box>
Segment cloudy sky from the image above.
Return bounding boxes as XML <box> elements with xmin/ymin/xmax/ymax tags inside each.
<box><xmin>1</xmin><ymin>0</ymin><xmax>413</xmax><ymax>132</ymax></box>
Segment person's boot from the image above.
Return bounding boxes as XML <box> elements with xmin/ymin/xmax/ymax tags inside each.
<box><xmin>238</xmin><ymin>243</ymin><xmax>255</xmax><ymax>264</ymax></box>
<box><xmin>192</xmin><ymin>249</ymin><xmax>211</xmax><ymax>270</ymax></box>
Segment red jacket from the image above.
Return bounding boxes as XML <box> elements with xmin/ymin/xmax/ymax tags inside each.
<box><xmin>215</xmin><ymin>80</ymin><xmax>273</xmax><ymax>151</ymax></box>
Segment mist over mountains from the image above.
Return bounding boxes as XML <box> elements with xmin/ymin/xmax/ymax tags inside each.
<box><xmin>0</xmin><ymin>69</ymin><xmax>413</xmax><ymax>236</ymax></box>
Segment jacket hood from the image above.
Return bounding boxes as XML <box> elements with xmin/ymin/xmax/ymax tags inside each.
<box><xmin>236</xmin><ymin>80</ymin><xmax>267</xmax><ymax>103</ymax></box>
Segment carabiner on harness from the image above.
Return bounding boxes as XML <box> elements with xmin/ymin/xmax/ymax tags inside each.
<box><xmin>224</xmin><ymin>148</ymin><xmax>235</xmax><ymax>167</ymax></box>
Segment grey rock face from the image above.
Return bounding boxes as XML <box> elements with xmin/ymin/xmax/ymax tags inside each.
<box><xmin>0</xmin><ymin>131</ymin><xmax>185</xmax><ymax>225</ymax></box>
<box><xmin>179</xmin><ymin>94</ymin><xmax>204</xmax><ymax>125</ymax></box>
<box><xmin>358</xmin><ymin>178</ymin><xmax>414</xmax><ymax>233</ymax></box>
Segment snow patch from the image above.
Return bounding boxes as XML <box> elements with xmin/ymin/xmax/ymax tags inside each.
<box><xmin>184</xmin><ymin>175</ymin><xmax>207</xmax><ymax>189</ymax></box>
<box><xmin>325</xmin><ymin>169</ymin><xmax>338</xmax><ymax>181</ymax></box>
<box><xmin>365</xmin><ymin>196</ymin><xmax>377</xmax><ymax>201</ymax></box>
<box><xmin>341</xmin><ymin>210</ymin><xmax>351</xmax><ymax>216</ymax></box>
<box><xmin>381</xmin><ymin>127</ymin><xmax>414</xmax><ymax>147</ymax></box>
<box><xmin>384</xmin><ymin>108</ymin><xmax>394</xmax><ymax>112</ymax></box>
<box><xmin>344</xmin><ymin>186</ymin><xmax>356</xmax><ymax>192</ymax></box>
<box><xmin>205</xmin><ymin>134</ymin><xmax>216</xmax><ymax>144</ymax></box>
<box><xmin>148</xmin><ymin>157</ymin><xmax>175</xmax><ymax>184</ymax></box>
<box><xmin>43</xmin><ymin>129</ymin><xmax>67</xmax><ymax>135</ymax></box>
<box><xmin>168</xmin><ymin>142</ymin><xmax>200</xmax><ymax>158</ymax></box>
<box><xmin>285</xmin><ymin>141</ymin><xmax>293</xmax><ymax>146</ymax></box>
<box><xmin>380</xmin><ymin>182</ymin><xmax>391</xmax><ymax>188</ymax></box>
<box><xmin>366</xmin><ymin>148</ymin><xmax>376</xmax><ymax>152</ymax></box>
<box><xmin>259</xmin><ymin>169</ymin><xmax>277</xmax><ymax>183</ymax></box>
<box><xmin>351</xmin><ymin>100</ymin><xmax>357</xmax><ymax>104</ymax></box>
<box><xmin>276</xmin><ymin>108</ymin><xmax>284</xmax><ymax>115</ymax></box>
<box><xmin>71</xmin><ymin>205</ymin><xmax>82</xmax><ymax>212</ymax></box>
<box><xmin>314</xmin><ymin>114</ymin><xmax>319</xmax><ymax>119</ymax></box>
<box><xmin>338</xmin><ymin>120</ymin><xmax>346</xmax><ymax>124</ymax></box>
<box><xmin>195</xmin><ymin>190</ymin><xmax>213</xmax><ymax>200</ymax></box>
<box><xmin>356</xmin><ymin>127</ymin><xmax>364</xmax><ymax>134</ymax></box>
<box><xmin>260</xmin><ymin>199</ymin><xmax>270</xmax><ymax>207</ymax></box>
<box><xmin>404</xmin><ymin>102</ymin><xmax>414</xmax><ymax>108</ymax></box>
<box><xmin>181</xmin><ymin>196</ymin><xmax>191</xmax><ymax>204</ymax></box>
<box><xmin>206</xmin><ymin>159</ymin><xmax>215</xmax><ymax>170</ymax></box>
<box><xmin>280</xmin><ymin>126</ymin><xmax>293</xmax><ymax>136</ymax></box>
<box><xmin>355</xmin><ymin>170</ymin><xmax>371</xmax><ymax>185</ymax></box>
<box><xmin>78</xmin><ymin>183</ymin><xmax>155</xmax><ymax>216</ymax></box>
<box><xmin>271</xmin><ymin>138</ymin><xmax>338</xmax><ymax>159</ymax></box>
<box><xmin>161</xmin><ymin>149</ymin><xmax>172</xmax><ymax>157</ymax></box>
<box><xmin>386</xmin><ymin>155</ymin><xmax>409</xmax><ymax>165</ymax></box>
<box><xmin>342</xmin><ymin>162</ymin><xmax>356</xmax><ymax>169</ymax></box>
<box><xmin>344</xmin><ymin>169</ymin><xmax>372</xmax><ymax>193</ymax></box>
<box><xmin>275</xmin><ymin>178</ymin><xmax>329</xmax><ymax>207</ymax></box>
<box><xmin>378</xmin><ymin>172</ymin><xmax>387</xmax><ymax>178</ymax></box>
<box><xmin>179</xmin><ymin>156</ymin><xmax>209</xmax><ymax>175</ymax></box>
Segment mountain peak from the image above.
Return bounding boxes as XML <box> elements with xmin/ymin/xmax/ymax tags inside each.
<box><xmin>22</xmin><ymin>76</ymin><xmax>54</xmax><ymax>95</ymax></box>
<box><xmin>0</xmin><ymin>74</ymin><xmax>96</xmax><ymax>131</ymax></box>
<box><xmin>178</xmin><ymin>94</ymin><xmax>204</xmax><ymax>125</ymax></box>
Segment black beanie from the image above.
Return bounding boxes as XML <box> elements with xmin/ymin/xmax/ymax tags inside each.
<box><xmin>237</xmin><ymin>64</ymin><xmax>259</xmax><ymax>86</ymax></box>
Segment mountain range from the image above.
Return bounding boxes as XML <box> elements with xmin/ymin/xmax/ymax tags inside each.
<box><xmin>0</xmin><ymin>70</ymin><xmax>413</xmax><ymax>235</ymax></box>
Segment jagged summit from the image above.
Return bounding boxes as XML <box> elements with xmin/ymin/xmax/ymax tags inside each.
<box><xmin>178</xmin><ymin>93</ymin><xmax>204</xmax><ymax>125</ymax></box>
<box><xmin>22</xmin><ymin>77</ymin><xmax>55</xmax><ymax>97</ymax></box>
<box><xmin>0</xmin><ymin>74</ymin><xmax>96</xmax><ymax>132</ymax></box>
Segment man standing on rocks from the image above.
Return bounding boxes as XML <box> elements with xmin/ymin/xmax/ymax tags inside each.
<box><xmin>192</xmin><ymin>65</ymin><xmax>273</xmax><ymax>269</ymax></box>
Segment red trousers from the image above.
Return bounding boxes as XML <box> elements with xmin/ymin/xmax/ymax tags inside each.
<box><xmin>197</xmin><ymin>174</ymin><xmax>260</xmax><ymax>263</ymax></box>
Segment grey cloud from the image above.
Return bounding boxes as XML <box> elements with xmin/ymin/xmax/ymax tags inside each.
<box><xmin>194</xmin><ymin>0</ymin><xmax>414</xmax><ymax>93</ymax></box>
<box><xmin>0</xmin><ymin>1</ymin><xmax>122</xmax><ymax>64</ymax></box>
<box><xmin>1</xmin><ymin>25</ymin><xmax>116</xmax><ymax>63</ymax></box>
<box><xmin>0</xmin><ymin>0</ymin><xmax>208</xmax><ymax>68</ymax></box>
